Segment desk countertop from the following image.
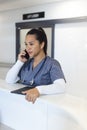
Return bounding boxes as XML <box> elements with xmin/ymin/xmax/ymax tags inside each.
<box><xmin>0</xmin><ymin>79</ymin><xmax>87</xmax><ymax>130</ymax></box>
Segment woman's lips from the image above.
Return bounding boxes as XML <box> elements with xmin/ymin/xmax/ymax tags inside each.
<box><xmin>28</xmin><ymin>52</ymin><xmax>32</xmax><ymax>55</ymax></box>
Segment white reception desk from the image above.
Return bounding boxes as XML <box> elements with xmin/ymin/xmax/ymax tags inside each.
<box><xmin>0</xmin><ymin>79</ymin><xmax>87</xmax><ymax>130</ymax></box>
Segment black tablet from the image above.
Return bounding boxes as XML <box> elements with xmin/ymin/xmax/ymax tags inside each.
<box><xmin>11</xmin><ymin>86</ymin><xmax>34</xmax><ymax>95</ymax></box>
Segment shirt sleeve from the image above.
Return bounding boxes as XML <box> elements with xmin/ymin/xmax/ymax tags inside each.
<box><xmin>50</xmin><ymin>60</ymin><xmax>66</xmax><ymax>82</ymax></box>
<box><xmin>5</xmin><ymin>60</ymin><xmax>24</xmax><ymax>84</ymax></box>
<box><xmin>36</xmin><ymin>78</ymin><xmax>66</xmax><ymax>95</ymax></box>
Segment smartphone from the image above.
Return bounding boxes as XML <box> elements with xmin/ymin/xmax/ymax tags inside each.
<box><xmin>21</xmin><ymin>50</ymin><xmax>29</xmax><ymax>59</ymax></box>
<box><xmin>24</xmin><ymin>50</ymin><xmax>29</xmax><ymax>59</ymax></box>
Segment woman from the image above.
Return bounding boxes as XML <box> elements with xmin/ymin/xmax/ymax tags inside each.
<box><xmin>6</xmin><ymin>27</ymin><xmax>66</xmax><ymax>103</ymax></box>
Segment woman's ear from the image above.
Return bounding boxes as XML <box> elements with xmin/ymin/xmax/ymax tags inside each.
<box><xmin>41</xmin><ymin>42</ymin><xmax>45</xmax><ymax>49</ymax></box>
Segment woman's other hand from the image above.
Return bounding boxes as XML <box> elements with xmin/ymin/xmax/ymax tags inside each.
<box><xmin>22</xmin><ymin>88</ymin><xmax>40</xmax><ymax>103</ymax></box>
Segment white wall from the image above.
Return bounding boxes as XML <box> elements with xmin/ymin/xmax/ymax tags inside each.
<box><xmin>0</xmin><ymin>0</ymin><xmax>87</xmax><ymax>98</ymax></box>
<box><xmin>0</xmin><ymin>0</ymin><xmax>87</xmax><ymax>63</ymax></box>
<box><xmin>55</xmin><ymin>22</ymin><xmax>87</xmax><ymax>98</ymax></box>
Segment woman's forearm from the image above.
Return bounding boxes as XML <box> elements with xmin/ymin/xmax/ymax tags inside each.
<box><xmin>5</xmin><ymin>60</ymin><xmax>24</xmax><ymax>84</ymax></box>
<box><xmin>36</xmin><ymin>79</ymin><xmax>66</xmax><ymax>95</ymax></box>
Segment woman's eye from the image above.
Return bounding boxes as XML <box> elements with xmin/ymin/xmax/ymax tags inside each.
<box><xmin>25</xmin><ymin>42</ymin><xmax>27</xmax><ymax>46</ymax></box>
<box><xmin>29</xmin><ymin>42</ymin><xmax>34</xmax><ymax>46</ymax></box>
<box><xmin>30</xmin><ymin>43</ymin><xmax>33</xmax><ymax>46</ymax></box>
<box><xmin>24</xmin><ymin>42</ymin><xmax>34</xmax><ymax>46</ymax></box>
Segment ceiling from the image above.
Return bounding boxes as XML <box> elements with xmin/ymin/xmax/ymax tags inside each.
<box><xmin>0</xmin><ymin>0</ymin><xmax>64</xmax><ymax>12</ymax></box>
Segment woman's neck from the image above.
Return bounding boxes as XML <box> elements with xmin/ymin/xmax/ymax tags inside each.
<box><xmin>33</xmin><ymin>53</ymin><xmax>46</xmax><ymax>68</ymax></box>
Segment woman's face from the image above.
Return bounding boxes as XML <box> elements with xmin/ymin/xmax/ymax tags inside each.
<box><xmin>25</xmin><ymin>34</ymin><xmax>44</xmax><ymax>58</ymax></box>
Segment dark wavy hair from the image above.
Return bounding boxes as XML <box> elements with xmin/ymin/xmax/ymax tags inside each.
<box><xmin>26</xmin><ymin>27</ymin><xmax>47</xmax><ymax>55</ymax></box>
